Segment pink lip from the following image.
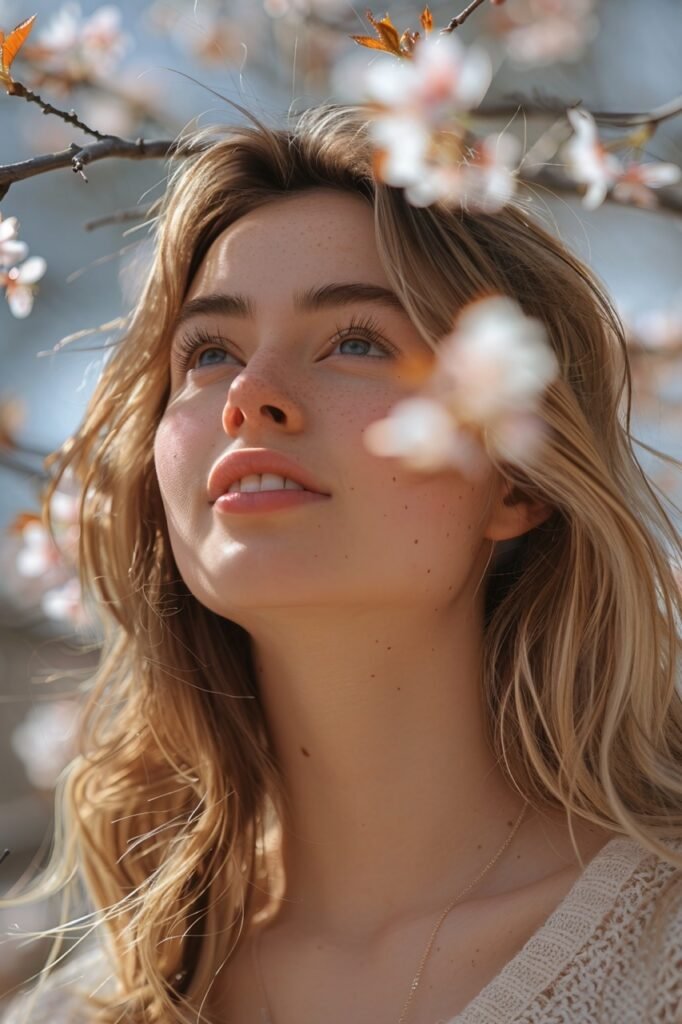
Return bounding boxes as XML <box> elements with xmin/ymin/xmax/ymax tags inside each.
<box><xmin>213</xmin><ymin>490</ymin><xmax>329</xmax><ymax>515</ymax></box>
<box><xmin>207</xmin><ymin>447</ymin><xmax>330</xmax><ymax>505</ymax></box>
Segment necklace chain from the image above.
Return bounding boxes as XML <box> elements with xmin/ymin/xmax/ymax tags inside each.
<box><xmin>252</xmin><ymin>802</ymin><xmax>529</xmax><ymax>1024</ymax></box>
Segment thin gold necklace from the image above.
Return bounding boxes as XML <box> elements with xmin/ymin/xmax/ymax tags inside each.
<box><xmin>251</xmin><ymin>802</ymin><xmax>529</xmax><ymax>1024</ymax></box>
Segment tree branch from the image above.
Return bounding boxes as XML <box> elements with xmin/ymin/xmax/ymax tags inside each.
<box><xmin>0</xmin><ymin>136</ymin><xmax>198</xmax><ymax>199</ymax></box>
<box><xmin>7</xmin><ymin>79</ymin><xmax>111</xmax><ymax>141</ymax></box>
<box><xmin>518</xmin><ymin>166</ymin><xmax>682</xmax><ymax>216</ymax></box>
<box><xmin>475</xmin><ymin>93</ymin><xmax>682</xmax><ymax>127</ymax></box>
<box><xmin>442</xmin><ymin>0</ymin><xmax>490</xmax><ymax>33</ymax></box>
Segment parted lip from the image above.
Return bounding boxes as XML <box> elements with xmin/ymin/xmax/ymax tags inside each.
<box><xmin>207</xmin><ymin>448</ymin><xmax>331</xmax><ymax>503</ymax></box>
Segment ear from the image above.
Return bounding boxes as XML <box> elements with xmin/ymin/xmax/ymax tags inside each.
<box><xmin>484</xmin><ymin>476</ymin><xmax>554</xmax><ymax>543</ymax></box>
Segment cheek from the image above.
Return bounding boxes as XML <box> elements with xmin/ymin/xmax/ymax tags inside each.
<box><xmin>153</xmin><ymin>407</ymin><xmax>214</xmax><ymax>515</ymax></box>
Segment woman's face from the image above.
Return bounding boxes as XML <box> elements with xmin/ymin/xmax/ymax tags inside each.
<box><xmin>154</xmin><ymin>189</ymin><xmax>499</xmax><ymax>626</ymax></box>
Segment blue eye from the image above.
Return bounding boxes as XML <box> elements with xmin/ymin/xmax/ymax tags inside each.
<box><xmin>196</xmin><ymin>347</ymin><xmax>231</xmax><ymax>368</ymax></box>
<box><xmin>333</xmin><ymin>335</ymin><xmax>392</xmax><ymax>358</ymax></box>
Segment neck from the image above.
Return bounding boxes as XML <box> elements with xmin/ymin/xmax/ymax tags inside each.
<box><xmin>245</xmin><ymin>594</ymin><xmax>529</xmax><ymax>945</ymax></box>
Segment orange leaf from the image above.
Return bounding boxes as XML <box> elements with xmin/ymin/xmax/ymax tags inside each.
<box><xmin>366</xmin><ymin>11</ymin><xmax>402</xmax><ymax>55</ymax></box>
<box><xmin>420</xmin><ymin>7</ymin><xmax>434</xmax><ymax>34</ymax></box>
<box><xmin>0</xmin><ymin>14</ymin><xmax>36</xmax><ymax>86</ymax></box>
<box><xmin>351</xmin><ymin>34</ymin><xmax>395</xmax><ymax>53</ymax></box>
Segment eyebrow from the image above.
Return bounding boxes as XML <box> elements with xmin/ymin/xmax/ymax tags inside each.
<box><xmin>173</xmin><ymin>282</ymin><xmax>406</xmax><ymax>330</ymax></box>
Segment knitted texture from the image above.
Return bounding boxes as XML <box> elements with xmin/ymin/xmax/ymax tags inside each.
<box><xmin>451</xmin><ymin>835</ymin><xmax>682</xmax><ymax>1023</ymax></box>
<box><xmin>3</xmin><ymin>836</ymin><xmax>681</xmax><ymax>1023</ymax></box>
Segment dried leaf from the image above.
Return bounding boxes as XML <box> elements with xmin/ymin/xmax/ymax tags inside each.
<box><xmin>420</xmin><ymin>7</ymin><xmax>434</xmax><ymax>34</ymax></box>
<box><xmin>352</xmin><ymin>10</ymin><xmax>422</xmax><ymax>58</ymax></box>
<box><xmin>0</xmin><ymin>14</ymin><xmax>36</xmax><ymax>87</ymax></box>
<box><xmin>366</xmin><ymin>11</ymin><xmax>402</xmax><ymax>56</ymax></box>
<box><xmin>351</xmin><ymin>34</ymin><xmax>396</xmax><ymax>54</ymax></box>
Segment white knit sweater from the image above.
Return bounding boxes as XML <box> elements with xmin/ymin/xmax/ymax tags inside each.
<box><xmin>4</xmin><ymin>835</ymin><xmax>682</xmax><ymax>1023</ymax></box>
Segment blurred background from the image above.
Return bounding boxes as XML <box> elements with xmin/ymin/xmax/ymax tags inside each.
<box><xmin>0</xmin><ymin>0</ymin><xmax>681</xmax><ymax>1005</ymax></box>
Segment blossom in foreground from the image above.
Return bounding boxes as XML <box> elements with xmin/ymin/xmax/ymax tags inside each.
<box><xmin>491</xmin><ymin>0</ymin><xmax>599</xmax><ymax>67</ymax></box>
<box><xmin>611</xmin><ymin>161</ymin><xmax>682</xmax><ymax>209</ymax></box>
<box><xmin>406</xmin><ymin>131</ymin><xmax>521</xmax><ymax>211</ymax></box>
<box><xmin>365</xmin><ymin>34</ymin><xmax>493</xmax><ymax>199</ymax></box>
<box><xmin>561</xmin><ymin>108</ymin><xmax>622</xmax><ymax>210</ymax></box>
<box><xmin>365</xmin><ymin>33</ymin><xmax>492</xmax><ymax>121</ymax></box>
<box><xmin>0</xmin><ymin>214</ymin><xmax>29</xmax><ymax>267</ymax></box>
<box><xmin>364</xmin><ymin>295</ymin><xmax>558</xmax><ymax>479</ymax></box>
<box><xmin>561</xmin><ymin>108</ymin><xmax>681</xmax><ymax>210</ymax></box>
<box><xmin>0</xmin><ymin>255</ymin><xmax>47</xmax><ymax>318</ymax></box>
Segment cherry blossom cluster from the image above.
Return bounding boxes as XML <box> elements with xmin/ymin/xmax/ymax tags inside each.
<box><xmin>28</xmin><ymin>3</ymin><xmax>132</xmax><ymax>83</ymax></box>
<box><xmin>363</xmin><ymin>295</ymin><xmax>559</xmax><ymax>479</ymax></box>
<box><xmin>364</xmin><ymin>32</ymin><xmax>520</xmax><ymax>212</ymax></box>
<box><xmin>360</xmin><ymin>29</ymin><xmax>681</xmax><ymax>216</ymax></box>
<box><xmin>561</xmin><ymin>108</ymin><xmax>682</xmax><ymax>211</ymax></box>
<box><xmin>0</xmin><ymin>212</ymin><xmax>46</xmax><ymax>318</ymax></box>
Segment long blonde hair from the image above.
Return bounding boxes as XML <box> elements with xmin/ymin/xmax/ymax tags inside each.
<box><xmin>6</xmin><ymin>104</ymin><xmax>682</xmax><ymax>1022</ymax></box>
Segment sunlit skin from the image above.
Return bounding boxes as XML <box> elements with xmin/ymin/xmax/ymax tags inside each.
<box><xmin>153</xmin><ymin>192</ymin><xmax>616</xmax><ymax>1012</ymax></box>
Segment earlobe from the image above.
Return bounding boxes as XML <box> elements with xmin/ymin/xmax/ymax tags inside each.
<box><xmin>485</xmin><ymin>480</ymin><xmax>554</xmax><ymax>542</ymax></box>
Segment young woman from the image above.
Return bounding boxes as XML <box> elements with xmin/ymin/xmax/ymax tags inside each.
<box><xmin>4</xmin><ymin>104</ymin><xmax>682</xmax><ymax>1024</ymax></box>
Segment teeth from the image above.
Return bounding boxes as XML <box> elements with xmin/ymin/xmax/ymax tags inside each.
<box><xmin>227</xmin><ymin>474</ymin><xmax>306</xmax><ymax>494</ymax></box>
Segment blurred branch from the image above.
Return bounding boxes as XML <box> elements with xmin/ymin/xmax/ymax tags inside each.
<box><xmin>83</xmin><ymin>204</ymin><xmax>155</xmax><ymax>231</ymax></box>
<box><xmin>477</xmin><ymin>93</ymin><xmax>682</xmax><ymax>127</ymax></box>
<box><xmin>518</xmin><ymin>166</ymin><xmax>682</xmax><ymax>216</ymax></box>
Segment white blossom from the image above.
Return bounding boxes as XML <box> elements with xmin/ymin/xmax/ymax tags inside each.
<box><xmin>496</xmin><ymin>0</ymin><xmax>599</xmax><ymax>67</ymax></box>
<box><xmin>1</xmin><ymin>256</ymin><xmax>47</xmax><ymax>318</ymax></box>
<box><xmin>561</xmin><ymin>108</ymin><xmax>623</xmax><ymax>210</ymax></box>
<box><xmin>363</xmin><ymin>395</ymin><xmax>488</xmax><ymax>477</ymax></box>
<box><xmin>363</xmin><ymin>296</ymin><xmax>558</xmax><ymax>479</ymax></box>
<box><xmin>0</xmin><ymin>214</ymin><xmax>29</xmax><ymax>268</ymax></box>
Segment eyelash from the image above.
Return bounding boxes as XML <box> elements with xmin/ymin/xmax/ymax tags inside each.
<box><xmin>171</xmin><ymin>314</ymin><xmax>397</xmax><ymax>373</ymax></box>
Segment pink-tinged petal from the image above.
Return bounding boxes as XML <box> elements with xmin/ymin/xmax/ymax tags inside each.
<box><xmin>625</xmin><ymin>162</ymin><xmax>681</xmax><ymax>187</ymax></box>
<box><xmin>486</xmin><ymin>411</ymin><xmax>550</xmax><ymax>467</ymax></box>
<box><xmin>363</xmin><ymin>395</ymin><xmax>469</xmax><ymax>472</ymax></box>
<box><xmin>365</xmin><ymin>59</ymin><xmax>415</xmax><ymax>107</ymax></box>
<box><xmin>0</xmin><ymin>239</ymin><xmax>29</xmax><ymax>267</ymax></box>
<box><xmin>454</xmin><ymin>45</ymin><xmax>492</xmax><ymax>109</ymax></box>
<box><xmin>6</xmin><ymin>285</ymin><xmax>35</xmax><ymax>319</ymax></box>
<box><xmin>0</xmin><ymin>216</ymin><xmax>20</xmax><ymax>243</ymax></box>
<box><xmin>438</xmin><ymin>296</ymin><xmax>557</xmax><ymax>421</ymax></box>
<box><xmin>566</xmin><ymin>107</ymin><xmax>598</xmax><ymax>145</ymax></box>
<box><xmin>583</xmin><ymin>179</ymin><xmax>609</xmax><ymax>209</ymax></box>
<box><xmin>371</xmin><ymin>117</ymin><xmax>430</xmax><ymax>187</ymax></box>
<box><xmin>15</xmin><ymin>255</ymin><xmax>47</xmax><ymax>284</ymax></box>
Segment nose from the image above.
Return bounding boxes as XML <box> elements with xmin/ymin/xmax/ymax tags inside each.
<box><xmin>222</xmin><ymin>353</ymin><xmax>305</xmax><ymax>438</ymax></box>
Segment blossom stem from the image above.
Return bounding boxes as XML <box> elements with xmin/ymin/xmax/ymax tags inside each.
<box><xmin>442</xmin><ymin>0</ymin><xmax>490</xmax><ymax>34</ymax></box>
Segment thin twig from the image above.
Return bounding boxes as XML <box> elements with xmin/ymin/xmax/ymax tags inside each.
<box><xmin>84</xmin><ymin>204</ymin><xmax>155</xmax><ymax>231</ymax></box>
<box><xmin>442</xmin><ymin>0</ymin><xmax>490</xmax><ymax>33</ymax></box>
<box><xmin>7</xmin><ymin>79</ymin><xmax>111</xmax><ymax>141</ymax></box>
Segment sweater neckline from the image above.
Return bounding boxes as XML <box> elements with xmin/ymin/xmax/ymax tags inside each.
<box><xmin>450</xmin><ymin>834</ymin><xmax>653</xmax><ymax>1024</ymax></box>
